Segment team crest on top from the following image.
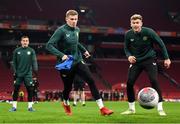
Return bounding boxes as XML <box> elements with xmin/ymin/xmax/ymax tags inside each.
<box><xmin>27</xmin><ymin>51</ymin><xmax>31</xmax><ymax>55</ymax></box>
<box><xmin>143</xmin><ymin>36</ymin><xmax>148</xmax><ymax>41</ymax></box>
<box><xmin>130</xmin><ymin>39</ymin><xmax>134</xmax><ymax>42</ymax></box>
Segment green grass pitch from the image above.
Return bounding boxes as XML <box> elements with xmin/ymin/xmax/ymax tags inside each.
<box><xmin>1</xmin><ymin>101</ymin><xmax>180</xmax><ymax>123</ymax></box>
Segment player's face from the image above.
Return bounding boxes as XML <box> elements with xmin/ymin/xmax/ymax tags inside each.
<box><xmin>66</xmin><ymin>15</ymin><xmax>78</xmax><ymax>28</ymax></box>
<box><xmin>21</xmin><ymin>38</ymin><xmax>29</xmax><ymax>48</ymax></box>
<box><xmin>131</xmin><ymin>19</ymin><xmax>143</xmax><ymax>33</ymax></box>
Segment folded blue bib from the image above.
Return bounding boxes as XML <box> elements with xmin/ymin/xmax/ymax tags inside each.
<box><xmin>55</xmin><ymin>55</ymin><xmax>74</xmax><ymax>70</ymax></box>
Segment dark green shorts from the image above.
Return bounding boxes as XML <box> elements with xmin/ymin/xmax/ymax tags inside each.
<box><xmin>14</xmin><ymin>76</ymin><xmax>33</xmax><ymax>86</ymax></box>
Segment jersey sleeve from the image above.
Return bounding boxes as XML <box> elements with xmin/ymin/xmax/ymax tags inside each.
<box><xmin>12</xmin><ymin>49</ymin><xmax>17</xmax><ymax>73</ymax></box>
<box><xmin>124</xmin><ymin>32</ymin><xmax>132</xmax><ymax>58</ymax></box>
<box><xmin>78</xmin><ymin>43</ymin><xmax>87</xmax><ymax>53</ymax></box>
<box><xmin>149</xmin><ymin>29</ymin><xmax>169</xmax><ymax>59</ymax></box>
<box><xmin>46</xmin><ymin>28</ymin><xmax>65</xmax><ymax>58</ymax></box>
<box><xmin>32</xmin><ymin>49</ymin><xmax>38</xmax><ymax>71</ymax></box>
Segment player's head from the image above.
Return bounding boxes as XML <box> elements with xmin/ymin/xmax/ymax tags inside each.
<box><xmin>21</xmin><ymin>35</ymin><xmax>29</xmax><ymax>48</ymax></box>
<box><xmin>130</xmin><ymin>14</ymin><xmax>143</xmax><ymax>33</ymax></box>
<box><xmin>65</xmin><ymin>10</ymin><xmax>78</xmax><ymax>28</ymax></box>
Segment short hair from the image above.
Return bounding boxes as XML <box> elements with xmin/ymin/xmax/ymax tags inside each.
<box><xmin>130</xmin><ymin>14</ymin><xmax>143</xmax><ymax>21</ymax></box>
<box><xmin>21</xmin><ymin>35</ymin><xmax>29</xmax><ymax>41</ymax></box>
<box><xmin>66</xmin><ymin>10</ymin><xmax>78</xmax><ymax>18</ymax></box>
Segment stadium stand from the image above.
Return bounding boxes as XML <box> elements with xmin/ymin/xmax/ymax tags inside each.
<box><xmin>1</xmin><ymin>0</ymin><xmax>179</xmax><ymax>31</ymax></box>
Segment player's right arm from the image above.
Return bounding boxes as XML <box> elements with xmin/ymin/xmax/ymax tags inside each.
<box><xmin>32</xmin><ymin>48</ymin><xmax>38</xmax><ymax>77</ymax></box>
<box><xmin>46</xmin><ymin>28</ymin><xmax>65</xmax><ymax>60</ymax></box>
<box><xmin>12</xmin><ymin>49</ymin><xmax>17</xmax><ymax>75</ymax></box>
<box><xmin>124</xmin><ymin>31</ymin><xmax>136</xmax><ymax>64</ymax></box>
<box><xmin>124</xmin><ymin>32</ymin><xmax>131</xmax><ymax>58</ymax></box>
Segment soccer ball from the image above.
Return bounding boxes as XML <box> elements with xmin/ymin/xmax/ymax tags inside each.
<box><xmin>137</xmin><ymin>87</ymin><xmax>159</xmax><ymax>109</ymax></box>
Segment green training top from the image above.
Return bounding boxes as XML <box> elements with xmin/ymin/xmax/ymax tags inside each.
<box><xmin>124</xmin><ymin>27</ymin><xmax>169</xmax><ymax>62</ymax></box>
<box><xmin>46</xmin><ymin>24</ymin><xmax>87</xmax><ymax>65</ymax></box>
<box><xmin>12</xmin><ymin>46</ymin><xmax>38</xmax><ymax>77</ymax></box>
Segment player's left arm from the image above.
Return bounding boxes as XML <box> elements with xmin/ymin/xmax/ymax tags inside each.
<box><xmin>77</xmin><ymin>43</ymin><xmax>90</xmax><ymax>58</ymax></box>
<box><xmin>76</xmin><ymin>28</ymin><xmax>90</xmax><ymax>58</ymax></box>
<box><xmin>12</xmin><ymin>49</ymin><xmax>17</xmax><ymax>74</ymax></box>
<box><xmin>32</xmin><ymin>49</ymin><xmax>38</xmax><ymax>77</ymax></box>
<box><xmin>150</xmin><ymin>29</ymin><xmax>171</xmax><ymax>68</ymax></box>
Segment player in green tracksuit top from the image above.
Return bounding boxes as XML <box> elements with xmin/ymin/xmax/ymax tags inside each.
<box><xmin>46</xmin><ymin>10</ymin><xmax>113</xmax><ymax>116</ymax></box>
<box><xmin>9</xmin><ymin>36</ymin><xmax>38</xmax><ymax>112</ymax></box>
<box><xmin>46</xmin><ymin>23</ymin><xmax>86</xmax><ymax>65</ymax></box>
<box><xmin>121</xmin><ymin>14</ymin><xmax>171</xmax><ymax>116</ymax></box>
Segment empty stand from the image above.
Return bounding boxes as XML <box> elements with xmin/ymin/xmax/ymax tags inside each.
<box><xmin>1</xmin><ymin>58</ymin><xmax>179</xmax><ymax>99</ymax></box>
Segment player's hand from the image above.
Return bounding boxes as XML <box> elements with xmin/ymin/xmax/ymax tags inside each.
<box><xmin>62</xmin><ymin>55</ymin><xmax>68</xmax><ymax>61</ymax></box>
<box><xmin>128</xmin><ymin>56</ymin><xmax>136</xmax><ymax>64</ymax></box>
<box><xmin>33</xmin><ymin>77</ymin><xmax>37</xmax><ymax>81</ymax></box>
<box><xmin>84</xmin><ymin>51</ymin><xmax>91</xmax><ymax>58</ymax></box>
<box><xmin>164</xmin><ymin>59</ymin><xmax>171</xmax><ymax>69</ymax></box>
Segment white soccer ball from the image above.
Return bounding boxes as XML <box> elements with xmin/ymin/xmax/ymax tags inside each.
<box><xmin>137</xmin><ymin>87</ymin><xmax>159</xmax><ymax>109</ymax></box>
